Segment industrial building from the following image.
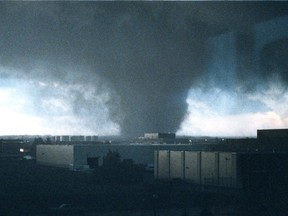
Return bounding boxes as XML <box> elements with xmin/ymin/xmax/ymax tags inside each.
<box><xmin>154</xmin><ymin>150</ymin><xmax>288</xmax><ymax>189</ymax></box>
<box><xmin>51</xmin><ymin>135</ymin><xmax>98</xmax><ymax>143</ymax></box>
<box><xmin>143</xmin><ymin>132</ymin><xmax>176</xmax><ymax>143</ymax></box>
<box><xmin>36</xmin><ymin>143</ymin><xmax>195</xmax><ymax>170</ymax></box>
<box><xmin>154</xmin><ymin>151</ymin><xmax>240</xmax><ymax>188</ymax></box>
<box><xmin>144</xmin><ymin>133</ymin><xmax>175</xmax><ymax>140</ymax></box>
<box><xmin>62</xmin><ymin>136</ymin><xmax>70</xmax><ymax>142</ymax></box>
<box><xmin>85</xmin><ymin>136</ymin><xmax>99</xmax><ymax>142</ymax></box>
<box><xmin>36</xmin><ymin>128</ymin><xmax>288</xmax><ymax>188</ymax></box>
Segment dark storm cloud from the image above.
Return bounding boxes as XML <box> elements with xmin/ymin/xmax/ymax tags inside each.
<box><xmin>1</xmin><ymin>2</ymin><xmax>288</xmax><ymax>136</ymax></box>
<box><xmin>260</xmin><ymin>38</ymin><xmax>288</xmax><ymax>85</ymax></box>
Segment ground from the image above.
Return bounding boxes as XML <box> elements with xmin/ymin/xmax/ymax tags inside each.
<box><xmin>0</xmin><ymin>157</ymin><xmax>285</xmax><ymax>215</ymax></box>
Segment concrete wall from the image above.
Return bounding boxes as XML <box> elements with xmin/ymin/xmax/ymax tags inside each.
<box><xmin>154</xmin><ymin>151</ymin><xmax>158</xmax><ymax>178</ymax></box>
<box><xmin>155</xmin><ymin>150</ymin><xmax>170</xmax><ymax>179</ymax></box>
<box><xmin>184</xmin><ymin>151</ymin><xmax>201</xmax><ymax>184</ymax></box>
<box><xmin>219</xmin><ymin>152</ymin><xmax>238</xmax><ymax>188</ymax></box>
<box><xmin>170</xmin><ymin>151</ymin><xmax>184</xmax><ymax>179</ymax></box>
<box><xmin>201</xmin><ymin>152</ymin><xmax>219</xmax><ymax>186</ymax></box>
<box><xmin>36</xmin><ymin>145</ymin><xmax>74</xmax><ymax>168</ymax></box>
<box><xmin>155</xmin><ymin>150</ymin><xmax>240</xmax><ymax>188</ymax></box>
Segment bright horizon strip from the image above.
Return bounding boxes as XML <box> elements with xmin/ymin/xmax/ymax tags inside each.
<box><xmin>177</xmin><ymin>86</ymin><xmax>288</xmax><ymax>137</ymax></box>
<box><xmin>1</xmin><ymin>85</ymin><xmax>287</xmax><ymax>137</ymax></box>
<box><xmin>1</xmin><ymin>78</ymin><xmax>287</xmax><ymax>137</ymax></box>
<box><xmin>0</xmin><ymin>88</ymin><xmax>43</xmax><ymax>135</ymax></box>
<box><xmin>0</xmin><ymin>82</ymin><xmax>120</xmax><ymax>136</ymax></box>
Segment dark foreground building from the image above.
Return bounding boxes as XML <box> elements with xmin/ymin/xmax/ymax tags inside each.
<box><xmin>0</xmin><ymin>139</ymin><xmax>24</xmax><ymax>156</ymax></box>
<box><xmin>257</xmin><ymin>128</ymin><xmax>288</xmax><ymax>145</ymax></box>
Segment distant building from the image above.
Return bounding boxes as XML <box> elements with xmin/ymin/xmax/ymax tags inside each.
<box><xmin>61</xmin><ymin>136</ymin><xmax>70</xmax><ymax>142</ymax></box>
<box><xmin>92</xmin><ymin>136</ymin><xmax>98</xmax><ymax>142</ymax></box>
<box><xmin>144</xmin><ymin>132</ymin><xmax>176</xmax><ymax>143</ymax></box>
<box><xmin>144</xmin><ymin>132</ymin><xmax>176</xmax><ymax>140</ymax></box>
<box><xmin>86</xmin><ymin>136</ymin><xmax>98</xmax><ymax>142</ymax></box>
<box><xmin>55</xmin><ymin>136</ymin><xmax>61</xmax><ymax>142</ymax></box>
<box><xmin>52</xmin><ymin>135</ymin><xmax>98</xmax><ymax>143</ymax></box>
<box><xmin>70</xmin><ymin>136</ymin><xmax>85</xmax><ymax>142</ymax></box>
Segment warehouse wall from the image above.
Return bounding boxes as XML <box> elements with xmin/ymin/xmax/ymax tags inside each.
<box><xmin>201</xmin><ymin>152</ymin><xmax>219</xmax><ymax>186</ymax></box>
<box><xmin>184</xmin><ymin>151</ymin><xmax>201</xmax><ymax>184</ymax></box>
<box><xmin>36</xmin><ymin>145</ymin><xmax>74</xmax><ymax>168</ymax></box>
<box><xmin>155</xmin><ymin>150</ymin><xmax>170</xmax><ymax>179</ymax></box>
<box><xmin>155</xmin><ymin>150</ymin><xmax>241</xmax><ymax>188</ymax></box>
<box><xmin>154</xmin><ymin>151</ymin><xmax>158</xmax><ymax>178</ymax></box>
<box><xmin>170</xmin><ymin>151</ymin><xmax>184</xmax><ymax>179</ymax></box>
<box><xmin>219</xmin><ymin>152</ymin><xmax>238</xmax><ymax>188</ymax></box>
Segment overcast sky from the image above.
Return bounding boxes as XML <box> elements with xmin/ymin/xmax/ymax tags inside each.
<box><xmin>0</xmin><ymin>2</ymin><xmax>288</xmax><ymax>137</ymax></box>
